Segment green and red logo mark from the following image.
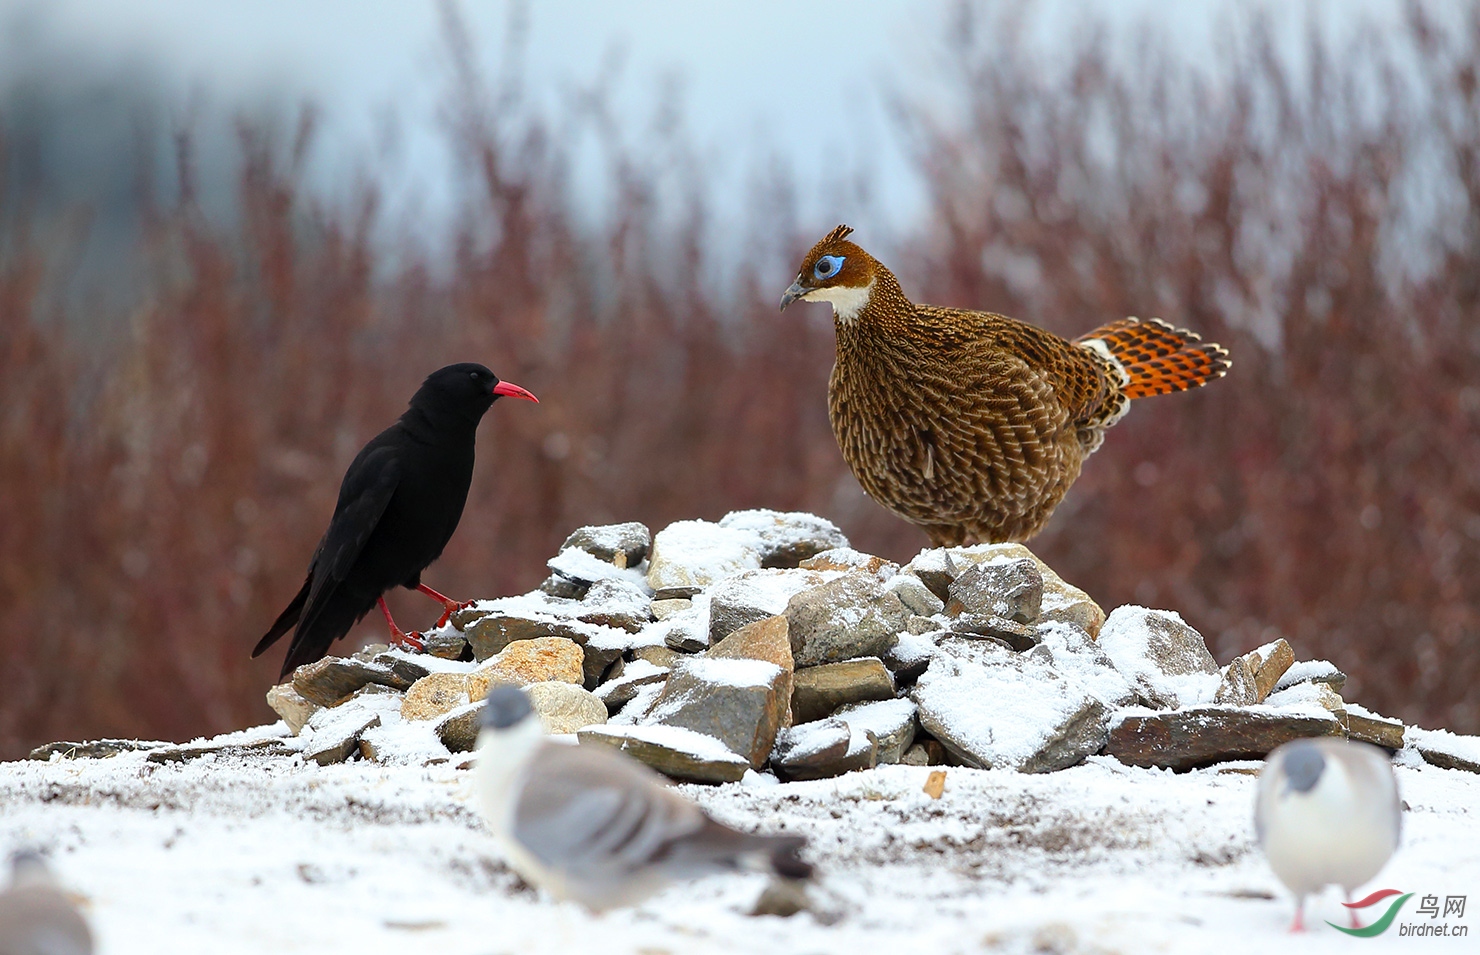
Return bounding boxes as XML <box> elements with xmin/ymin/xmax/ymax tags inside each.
<box><xmin>1328</xmin><ymin>889</ymin><xmax>1413</xmax><ymax>937</ymax></box>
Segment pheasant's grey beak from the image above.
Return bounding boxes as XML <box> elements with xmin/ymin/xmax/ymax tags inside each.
<box><xmin>779</xmin><ymin>277</ymin><xmax>810</xmax><ymax>312</ymax></box>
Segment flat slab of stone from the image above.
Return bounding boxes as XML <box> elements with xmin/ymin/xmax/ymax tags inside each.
<box><xmin>29</xmin><ymin>739</ymin><xmax>173</xmax><ymax>760</ymax></box>
<box><xmin>433</xmin><ymin>701</ymin><xmax>485</xmax><ymax>753</ymax></box>
<box><xmin>594</xmin><ymin>659</ymin><xmax>671</xmax><ymax>711</ymax></box>
<box><xmin>911</xmin><ymin>639</ymin><xmax>1108</xmax><ymax>773</ymax></box>
<box><xmin>301</xmin><ymin>706</ymin><xmax>383</xmax><ymax>765</ymax></box>
<box><xmin>646</xmin><ymin>519</ymin><xmax>762</xmax><ymax>591</ymax></box>
<box><xmin>1345</xmin><ymin>704</ymin><xmax>1405</xmax><ymax>751</ymax></box>
<box><xmin>1410</xmin><ymin>727</ymin><xmax>1480</xmax><ymax>774</ymax></box>
<box><xmin>145</xmin><ymin>738</ymin><xmax>299</xmax><ymax>764</ymax></box>
<box><xmin>1273</xmin><ymin>659</ymin><xmax>1347</xmax><ymax>693</ymax></box>
<box><xmin>1105</xmin><ymin>706</ymin><xmax>1344</xmax><ymax>771</ymax></box>
<box><xmin>577</xmin><ymin>724</ymin><xmax>750</xmax><ymax>784</ymax></box>
<box><xmin>290</xmin><ymin>655</ymin><xmax>424</xmax><ymax>708</ymax></box>
<box><xmin>769</xmin><ymin>719</ymin><xmax>877</xmax><ymax>781</ymax></box>
<box><xmin>791</xmin><ymin>658</ymin><xmax>895</xmax><ymax>724</ymax></box>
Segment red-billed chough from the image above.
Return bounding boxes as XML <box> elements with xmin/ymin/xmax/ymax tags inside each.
<box><xmin>252</xmin><ymin>362</ymin><xmax>538</xmax><ymax>679</ymax></box>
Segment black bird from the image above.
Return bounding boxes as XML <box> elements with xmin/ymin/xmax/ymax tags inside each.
<box><xmin>252</xmin><ymin>363</ymin><xmax>538</xmax><ymax>679</ymax></box>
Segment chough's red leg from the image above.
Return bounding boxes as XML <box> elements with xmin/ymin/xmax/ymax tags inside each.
<box><xmin>378</xmin><ymin>596</ymin><xmax>424</xmax><ymax>651</ymax></box>
<box><xmin>415</xmin><ymin>583</ymin><xmax>474</xmax><ymax>627</ymax></box>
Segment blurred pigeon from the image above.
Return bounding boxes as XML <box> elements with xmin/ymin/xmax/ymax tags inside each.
<box><xmin>252</xmin><ymin>363</ymin><xmax>537</xmax><ymax>679</ymax></box>
<box><xmin>1255</xmin><ymin>738</ymin><xmax>1401</xmax><ymax>931</ymax></box>
<box><xmin>472</xmin><ymin>685</ymin><xmax>813</xmax><ymax>911</ymax></box>
<box><xmin>0</xmin><ymin>851</ymin><xmax>94</xmax><ymax>955</ymax></box>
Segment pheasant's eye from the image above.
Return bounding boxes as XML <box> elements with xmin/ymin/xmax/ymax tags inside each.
<box><xmin>813</xmin><ymin>255</ymin><xmax>845</xmax><ymax>280</ymax></box>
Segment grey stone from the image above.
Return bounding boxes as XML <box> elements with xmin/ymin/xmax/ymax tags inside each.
<box><xmin>1213</xmin><ymin>656</ymin><xmax>1259</xmax><ymax>706</ymax></box>
<box><xmin>653</xmin><ymin>586</ymin><xmax>702</xmax><ymax>600</ymax></box>
<box><xmin>834</xmin><ymin>698</ymin><xmax>918</xmax><ymax>764</ymax></box>
<box><xmin>420</xmin><ymin>626</ymin><xmax>469</xmax><ymax>660</ymax></box>
<box><xmin>750</xmin><ymin>878</ymin><xmax>813</xmax><ymax>918</ymax></box>
<box><xmin>1273</xmin><ymin>659</ymin><xmax>1347</xmax><ymax>693</ymax></box>
<box><xmin>1032</xmin><ymin>622</ymin><xmax>1138</xmax><ymax>708</ymax></box>
<box><xmin>1105</xmin><ymin>706</ymin><xmax>1344</xmax><ymax>771</ymax></box>
<box><xmin>718</xmin><ymin>509</ymin><xmax>849</xmax><ymax>568</ymax></box>
<box><xmin>1413</xmin><ymin>730</ymin><xmax>1480</xmax><ymax>774</ymax></box>
<box><xmin>911</xmin><ymin>639</ymin><xmax>1109</xmax><ymax>773</ymax></box>
<box><xmin>538</xmin><ymin>573</ymin><xmax>588</xmax><ymax>600</ymax></box>
<box><xmin>949</xmin><ymin>613</ymin><xmax>1039</xmax><ymax>650</ymax></box>
<box><xmin>791</xmin><ymin>658</ymin><xmax>895</xmax><ymax>724</ymax></box>
<box><xmin>1096</xmin><ymin>606</ymin><xmax>1219</xmax><ymax>709</ymax></box>
<box><xmin>561</xmin><ymin>521</ymin><xmax>652</xmax><ymax>568</ymax></box>
<box><xmin>546</xmin><ymin>546</ymin><xmax>650</xmax><ymax>587</ymax></box>
<box><xmin>594</xmin><ymin>661</ymin><xmax>671</xmax><ymax>712</ymax></box>
<box><xmin>884</xmin><ymin>632</ymin><xmax>938</xmax><ymax>685</ymax></box>
<box><xmin>433</xmin><ymin>701</ymin><xmax>485</xmax><ymax>753</ymax></box>
<box><xmin>706</xmin><ymin>569</ymin><xmax>825</xmax><ymax>645</ymax></box>
<box><xmin>290</xmin><ymin>655</ymin><xmax>422</xmax><ymax>708</ymax></box>
<box><xmin>463</xmin><ymin>613</ymin><xmax>594</xmax><ymax>661</ymax></box>
<box><xmin>645</xmin><ymin>656</ymin><xmax>788</xmax><ymax>768</ymax></box>
<box><xmin>799</xmin><ymin>548</ymin><xmax>899</xmax><ymax>576</ymax></box>
<box><xmin>29</xmin><ymin>739</ymin><xmax>172</xmax><ymax>760</ymax></box>
<box><xmin>301</xmin><ymin>706</ymin><xmax>383</xmax><ymax>766</ymax></box>
<box><xmin>947</xmin><ymin>557</ymin><xmax>1043</xmax><ymax>624</ymax></box>
<box><xmin>145</xmin><ymin>737</ymin><xmax>298</xmax><ymax>764</ymax></box>
<box><xmin>576</xmin><ymin>578</ymin><xmax>653</xmax><ymax>633</ymax></box>
<box><xmin>784</xmin><ymin>572</ymin><xmax>911</xmax><ymax>667</ymax></box>
<box><xmin>770</xmin><ymin>719</ymin><xmax>877</xmax><ymax>780</ymax></box>
<box><xmin>577</xmin><ymin>725</ymin><xmax>750</xmax><ymax>784</ymax></box>
<box><xmin>659</xmin><ymin>616</ymin><xmax>710</xmax><ymax>653</ymax></box>
<box><xmin>885</xmin><ymin>574</ymin><xmax>945</xmax><ymax>617</ymax></box>
<box><xmin>900</xmin><ymin>740</ymin><xmax>948</xmax><ymax>766</ymax></box>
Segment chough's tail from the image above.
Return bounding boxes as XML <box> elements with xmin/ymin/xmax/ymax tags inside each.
<box><xmin>1077</xmin><ymin>316</ymin><xmax>1231</xmax><ymax>399</ymax></box>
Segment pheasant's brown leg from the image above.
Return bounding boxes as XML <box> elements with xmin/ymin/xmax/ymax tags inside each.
<box><xmin>378</xmin><ymin>596</ymin><xmax>424</xmax><ymax>651</ymax></box>
<box><xmin>415</xmin><ymin>583</ymin><xmax>473</xmax><ymax>627</ymax></box>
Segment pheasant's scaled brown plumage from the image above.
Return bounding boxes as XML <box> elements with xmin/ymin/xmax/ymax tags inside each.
<box><xmin>780</xmin><ymin>225</ymin><xmax>1230</xmax><ymax>546</ymax></box>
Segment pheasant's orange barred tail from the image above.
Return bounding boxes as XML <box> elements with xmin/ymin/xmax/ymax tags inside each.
<box><xmin>1078</xmin><ymin>317</ymin><xmax>1231</xmax><ymax>399</ymax></box>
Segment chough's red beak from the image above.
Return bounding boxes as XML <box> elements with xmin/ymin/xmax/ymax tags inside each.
<box><xmin>492</xmin><ymin>380</ymin><xmax>539</xmax><ymax>403</ymax></box>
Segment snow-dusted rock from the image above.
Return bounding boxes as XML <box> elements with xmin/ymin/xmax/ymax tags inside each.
<box><xmin>646</xmin><ymin>519</ymin><xmax>762</xmax><ymax>593</ymax></box>
<box><xmin>912</xmin><ymin>638</ymin><xmax>1109</xmax><ymax>773</ymax></box>
<box><xmin>432</xmin><ymin>701</ymin><xmax>484</xmax><ymax>752</ymax></box>
<box><xmin>649</xmin><ymin>597</ymin><xmax>691</xmax><ymax>620</ymax></box>
<box><xmin>883</xmin><ymin>573</ymin><xmax>944</xmax><ymax>617</ymax></box>
<box><xmin>904</xmin><ymin>543</ymin><xmax>1104</xmax><ymax>635</ymax></box>
<box><xmin>1346</xmin><ymin>703</ymin><xmax>1405</xmax><ymax>750</ymax></box>
<box><xmin>266</xmin><ymin>683</ymin><xmax>320</xmax><ymax>734</ymax></box>
<box><xmin>574</xmin><ymin>578</ymin><xmax>653</xmax><ymax>633</ymax></box>
<box><xmin>525</xmin><ymin>681</ymin><xmax>607</xmax><ymax>734</ymax></box>
<box><xmin>1215</xmin><ymin>639</ymin><xmax>1293</xmax><ymax>705</ymax></box>
<box><xmin>594</xmin><ymin>659</ymin><xmax>671</xmax><ymax>711</ymax></box>
<box><xmin>946</xmin><ymin>556</ymin><xmax>1042</xmax><ymax>623</ymax></box>
<box><xmin>785</xmin><ymin>572</ymin><xmax>911</xmax><ymax>667</ymax></box>
<box><xmin>834</xmin><ymin>697</ymin><xmax>917</xmax><ymax>764</ymax></box>
<box><xmin>645</xmin><ymin>656</ymin><xmax>788</xmax><ymax>768</ymax></box>
<box><xmin>1096</xmin><ymin>606</ymin><xmax>1219</xmax><ymax>709</ymax></box>
<box><xmin>546</xmin><ymin>545</ymin><xmax>651</xmax><ymax>590</ymax></box>
<box><xmin>1105</xmin><ymin>706</ymin><xmax>1344</xmax><ymax>771</ymax></box>
<box><xmin>400</xmin><ymin>672</ymin><xmax>472</xmax><ymax>721</ymax></box>
<box><xmin>1212</xmin><ymin>656</ymin><xmax>1259</xmax><ymax>706</ymax></box>
<box><xmin>791</xmin><ymin>658</ymin><xmax>895</xmax><ymax>724</ymax></box>
<box><xmin>706</xmin><ymin>614</ymin><xmax>795</xmax><ymax>723</ymax></box>
<box><xmin>466</xmin><ymin>638</ymin><xmax>585</xmax><ymax>699</ymax></box>
<box><xmin>769</xmin><ymin>719</ymin><xmax>877</xmax><ymax>780</ymax></box>
<box><xmin>301</xmin><ymin>703</ymin><xmax>383</xmax><ymax>766</ymax></box>
<box><xmin>884</xmin><ymin>631</ymin><xmax>938</xmax><ymax>684</ymax></box>
<box><xmin>718</xmin><ymin>508</ymin><xmax>849</xmax><ymax>568</ymax></box>
<box><xmin>1409</xmin><ymin>726</ymin><xmax>1480</xmax><ymax>774</ymax></box>
<box><xmin>799</xmin><ymin>547</ymin><xmax>898</xmax><ymax>576</ymax></box>
<box><xmin>1273</xmin><ymin>658</ymin><xmax>1347</xmax><ymax>693</ymax></box>
<box><xmin>947</xmin><ymin>613</ymin><xmax>1039</xmax><ymax>650</ymax></box>
<box><xmin>1029</xmin><ymin>622</ymin><xmax>1138</xmax><ymax>708</ymax></box>
<box><xmin>706</xmin><ymin>568</ymin><xmax>827</xmax><ymax>645</ymax></box>
<box><xmin>290</xmin><ymin>654</ymin><xmax>424</xmax><ymax>708</ymax></box>
<box><xmin>576</xmin><ymin>724</ymin><xmax>750</xmax><ymax>784</ymax></box>
<box><xmin>561</xmin><ymin>521</ymin><xmax>651</xmax><ymax>569</ymax></box>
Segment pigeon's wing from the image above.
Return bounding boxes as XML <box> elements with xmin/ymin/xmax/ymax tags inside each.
<box><xmin>511</xmin><ymin>744</ymin><xmax>711</xmax><ymax>881</ymax></box>
<box><xmin>0</xmin><ymin>888</ymin><xmax>95</xmax><ymax>955</ymax></box>
<box><xmin>295</xmin><ymin>440</ymin><xmax>402</xmax><ymax>635</ymax></box>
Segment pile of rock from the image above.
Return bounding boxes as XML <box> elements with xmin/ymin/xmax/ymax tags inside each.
<box><xmin>239</xmin><ymin>508</ymin><xmax>1479</xmax><ymax>782</ymax></box>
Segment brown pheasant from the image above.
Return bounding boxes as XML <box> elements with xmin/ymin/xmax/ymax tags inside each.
<box><xmin>780</xmin><ymin>225</ymin><xmax>1230</xmax><ymax>545</ymax></box>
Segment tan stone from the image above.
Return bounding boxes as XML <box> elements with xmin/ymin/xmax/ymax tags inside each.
<box><xmin>923</xmin><ymin>770</ymin><xmax>947</xmax><ymax>799</ymax></box>
<box><xmin>467</xmin><ymin>637</ymin><xmax>585</xmax><ymax>700</ymax></box>
<box><xmin>1213</xmin><ymin>657</ymin><xmax>1259</xmax><ymax>706</ymax></box>
<box><xmin>1250</xmin><ymin>639</ymin><xmax>1295</xmax><ymax>702</ymax></box>
<box><xmin>400</xmin><ymin>672</ymin><xmax>472</xmax><ymax>721</ymax></box>
<box><xmin>707</xmin><ymin>615</ymin><xmax>795</xmax><ymax>727</ymax></box>
<box><xmin>266</xmin><ymin>682</ymin><xmax>320</xmax><ymax>735</ymax></box>
<box><xmin>525</xmin><ymin>681</ymin><xmax>608</xmax><ymax>734</ymax></box>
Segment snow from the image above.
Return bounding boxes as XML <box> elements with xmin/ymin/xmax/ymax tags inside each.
<box><xmin>546</xmin><ymin>546</ymin><xmax>653</xmax><ymax>590</ymax></box>
<box><xmin>707</xmin><ymin>568</ymin><xmax>833</xmax><ymax>616</ymax></box>
<box><xmin>1097</xmin><ymin>605</ymin><xmax>1221</xmax><ymax>707</ymax></box>
<box><xmin>6</xmin><ymin>743</ymin><xmax>1478</xmax><ymax>953</ymax></box>
<box><xmin>1033</xmin><ymin>621</ymin><xmax>1138</xmax><ymax>707</ymax></box>
<box><xmin>831</xmin><ymin>697</ymin><xmax>916</xmax><ymax>741</ymax></box>
<box><xmin>1275</xmin><ymin>659</ymin><xmax>1346</xmax><ymax>691</ymax></box>
<box><xmin>1408</xmin><ymin>726</ymin><xmax>1480</xmax><ymax>765</ymax></box>
<box><xmin>646</xmin><ymin>520</ymin><xmax>763</xmax><ymax>589</ymax></box>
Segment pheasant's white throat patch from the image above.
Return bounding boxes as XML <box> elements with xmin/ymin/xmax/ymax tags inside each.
<box><xmin>805</xmin><ymin>278</ymin><xmax>875</xmax><ymax>324</ymax></box>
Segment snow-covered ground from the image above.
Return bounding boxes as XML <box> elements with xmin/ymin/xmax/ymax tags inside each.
<box><xmin>3</xmin><ymin>723</ymin><xmax>1477</xmax><ymax>954</ymax></box>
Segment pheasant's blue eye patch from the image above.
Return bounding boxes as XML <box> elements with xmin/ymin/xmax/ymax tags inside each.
<box><xmin>813</xmin><ymin>255</ymin><xmax>845</xmax><ymax>280</ymax></box>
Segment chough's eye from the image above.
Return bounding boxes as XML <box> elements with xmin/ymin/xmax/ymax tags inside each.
<box><xmin>813</xmin><ymin>255</ymin><xmax>845</xmax><ymax>280</ymax></box>
<box><xmin>470</xmin><ymin>371</ymin><xmax>481</xmax><ymax>380</ymax></box>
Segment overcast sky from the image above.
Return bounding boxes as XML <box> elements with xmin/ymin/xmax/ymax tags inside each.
<box><xmin>1</xmin><ymin>0</ymin><xmax>1424</xmax><ymax>242</ymax></box>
